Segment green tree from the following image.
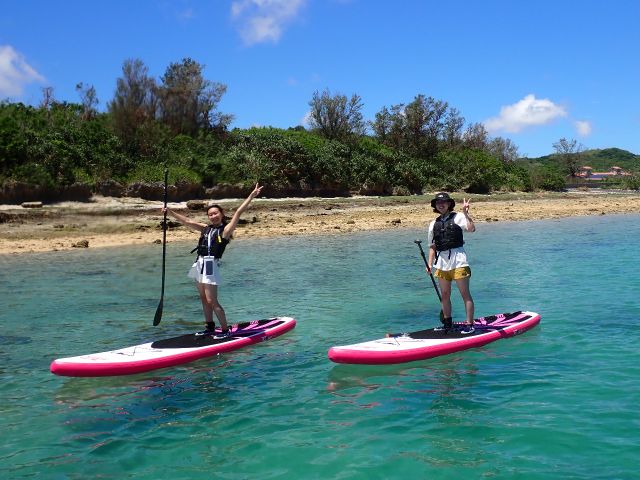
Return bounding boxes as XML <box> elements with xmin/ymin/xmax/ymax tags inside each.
<box><xmin>75</xmin><ymin>82</ymin><xmax>99</xmax><ymax>120</ymax></box>
<box><xmin>371</xmin><ymin>104</ymin><xmax>405</xmax><ymax>150</ymax></box>
<box><xmin>403</xmin><ymin>95</ymin><xmax>448</xmax><ymax>159</ymax></box>
<box><xmin>68</xmin><ymin>111</ymin><xmax>127</xmax><ymax>181</ymax></box>
<box><xmin>220</xmin><ymin>128</ymin><xmax>311</xmax><ymax>189</ymax></box>
<box><xmin>26</xmin><ymin>102</ymin><xmax>85</xmax><ymax>185</ymax></box>
<box><xmin>621</xmin><ymin>174</ymin><xmax>640</xmax><ymax>191</ymax></box>
<box><xmin>310</xmin><ymin>139</ymin><xmax>352</xmax><ymax>192</ymax></box>
<box><xmin>529</xmin><ymin>164</ymin><xmax>566</xmax><ymax>191</ymax></box>
<box><xmin>107</xmin><ymin>58</ymin><xmax>158</xmax><ymax>156</ymax></box>
<box><xmin>552</xmin><ymin>137</ymin><xmax>584</xmax><ymax>176</ymax></box>
<box><xmin>502</xmin><ymin>162</ymin><xmax>532</xmax><ymax>191</ymax></box>
<box><xmin>0</xmin><ymin>102</ymin><xmax>32</xmax><ymax>176</ymax></box>
<box><xmin>488</xmin><ymin>136</ymin><xmax>519</xmax><ymax>163</ymax></box>
<box><xmin>461</xmin><ymin>150</ymin><xmax>507</xmax><ymax>193</ymax></box>
<box><xmin>308</xmin><ymin>89</ymin><xmax>365</xmax><ymax>141</ymax></box>
<box><xmin>157</xmin><ymin>57</ymin><xmax>232</xmax><ymax>137</ymax></box>
<box><xmin>442</xmin><ymin>107</ymin><xmax>465</xmax><ymax>149</ymax></box>
<box><xmin>350</xmin><ymin>137</ymin><xmax>395</xmax><ymax>194</ymax></box>
<box><xmin>462</xmin><ymin>122</ymin><xmax>488</xmax><ymax>150</ymax></box>
<box><xmin>372</xmin><ymin>95</ymin><xmax>460</xmax><ymax>160</ymax></box>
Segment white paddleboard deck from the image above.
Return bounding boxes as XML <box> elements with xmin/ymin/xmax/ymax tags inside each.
<box><xmin>51</xmin><ymin>317</ymin><xmax>296</xmax><ymax>377</ymax></box>
<box><xmin>328</xmin><ymin>311</ymin><xmax>540</xmax><ymax>365</ymax></box>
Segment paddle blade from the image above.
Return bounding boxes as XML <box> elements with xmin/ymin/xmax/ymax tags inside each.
<box><xmin>153</xmin><ymin>298</ymin><xmax>163</xmax><ymax>326</ymax></box>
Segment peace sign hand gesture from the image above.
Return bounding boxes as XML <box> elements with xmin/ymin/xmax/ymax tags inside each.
<box><xmin>249</xmin><ymin>183</ymin><xmax>264</xmax><ymax>199</ymax></box>
<box><xmin>462</xmin><ymin>198</ymin><xmax>471</xmax><ymax>215</ymax></box>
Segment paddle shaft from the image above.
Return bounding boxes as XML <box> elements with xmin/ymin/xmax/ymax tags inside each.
<box><xmin>414</xmin><ymin>240</ymin><xmax>442</xmax><ymax>302</ymax></box>
<box><xmin>153</xmin><ymin>168</ymin><xmax>169</xmax><ymax>326</ymax></box>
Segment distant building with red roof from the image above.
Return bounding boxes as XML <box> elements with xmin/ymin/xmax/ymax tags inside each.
<box><xmin>576</xmin><ymin>165</ymin><xmax>630</xmax><ymax>180</ymax></box>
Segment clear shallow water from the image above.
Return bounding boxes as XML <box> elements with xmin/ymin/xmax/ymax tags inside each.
<box><xmin>1</xmin><ymin>214</ymin><xmax>639</xmax><ymax>479</ymax></box>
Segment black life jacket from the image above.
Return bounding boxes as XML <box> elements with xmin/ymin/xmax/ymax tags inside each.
<box><xmin>191</xmin><ymin>223</ymin><xmax>230</xmax><ymax>258</ymax></box>
<box><xmin>432</xmin><ymin>212</ymin><xmax>464</xmax><ymax>251</ymax></box>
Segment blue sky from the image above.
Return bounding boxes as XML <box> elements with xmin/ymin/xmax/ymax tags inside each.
<box><xmin>1</xmin><ymin>0</ymin><xmax>638</xmax><ymax>157</ymax></box>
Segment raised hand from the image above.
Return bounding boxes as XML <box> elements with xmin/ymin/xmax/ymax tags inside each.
<box><xmin>250</xmin><ymin>183</ymin><xmax>264</xmax><ymax>198</ymax></box>
<box><xmin>462</xmin><ymin>198</ymin><xmax>471</xmax><ymax>215</ymax></box>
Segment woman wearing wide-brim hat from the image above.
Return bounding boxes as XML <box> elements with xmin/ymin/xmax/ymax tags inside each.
<box><xmin>426</xmin><ymin>192</ymin><xmax>476</xmax><ymax>334</ymax></box>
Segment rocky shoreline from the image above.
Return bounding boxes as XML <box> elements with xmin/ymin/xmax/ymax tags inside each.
<box><xmin>1</xmin><ymin>190</ymin><xmax>640</xmax><ymax>255</ymax></box>
<box><xmin>0</xmin><ymin>180</ymin><xmax>356</xmax><ymax>205</ymax></box>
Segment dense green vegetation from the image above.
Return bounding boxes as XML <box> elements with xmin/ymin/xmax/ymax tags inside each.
<box><xmin>521</xmin><ymin>147</ymin><xmax>640</xmax><ymax>173</ymax></box>
<box><xmin>519</xmin><ymin>146</ymin><xmax>640</xmax><ymax>190</ymax></box>
<box><xmin>1</xmin><ymin>57</ymin><xmax>638</xmax><ymax>201</ymax></box>
<box><xmin>521</xmin><ymin>136</ymin><xmax>639</xmax><ymax>178</ymax></box>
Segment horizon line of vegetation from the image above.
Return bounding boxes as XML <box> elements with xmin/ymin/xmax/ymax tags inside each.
<box><xmin>2</xmin><ymin>57</ymin><xmax>639</xmax><ymax>196</ymax></box>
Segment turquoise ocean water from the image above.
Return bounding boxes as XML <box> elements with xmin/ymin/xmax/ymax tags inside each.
<box><xmin>1</xmin><ymin>214</ymin><xmax>639</xmax><ymax>479</ymax></box>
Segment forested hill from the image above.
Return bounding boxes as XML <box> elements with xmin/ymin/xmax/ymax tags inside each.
<box><xmin>1</xmin><ymin>57</ymin><xmax>639</xmax><ymax>204</ymax></box>
<box><xmin>520</xmin><ymin>148</ymin><xmax>640</xmax><ymax>172</ymax></box>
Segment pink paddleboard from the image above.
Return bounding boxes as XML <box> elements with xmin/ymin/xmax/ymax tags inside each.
<box><xmin>328</xmin><ymin>311</ymin><xmax>540</xmax><ymax>365</ymax></box>
<box><xmin>51</xmin><ymin>317</ymin><xmax>296</xmax><ymax>377</ymax></box>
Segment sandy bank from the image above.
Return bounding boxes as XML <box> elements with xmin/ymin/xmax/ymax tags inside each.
<box><xmin>1</xmin><ymin>191</ymin><xmax>639</xmax><ymax>255</ymax></box>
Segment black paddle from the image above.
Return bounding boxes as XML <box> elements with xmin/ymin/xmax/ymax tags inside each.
<box><xmin>414</xmin><ymin>240</ymin><xmax>445</xmax><ymax>323</ymax></box>
<box><xmin>153</xmin><ymin>168</ymin><xmax>169</xmax><ymax>326</ymax></box>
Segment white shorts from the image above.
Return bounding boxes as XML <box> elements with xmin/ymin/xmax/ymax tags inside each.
<box><xmin>188</xmin><ymin>256</ymin><xmax>221</xmax><ymax>285</ymax></box>
<box><xmin>433</xmin><ymin>247</ymin><xmax>469</xmax><ymax>271</ymax></box>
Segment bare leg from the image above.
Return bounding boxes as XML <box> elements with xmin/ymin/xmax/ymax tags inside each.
<box><xmin>196</xmin><ymin>283</ymin><xmax>214</xmax><ymax>324</ymax></box>
<box><xmin>438</xmin><ymin>278</ymin><xmax>453</xmax><ymax>319</ymax></box>
<box><xmin>455</xmin><ymin>277</ymin><xmax>475</xmax><ymax>324</ymax></box>
<box><xmin>201</xmin><ymin>283</ymin><xmax>229</xmax><ymax>330</ymax></box>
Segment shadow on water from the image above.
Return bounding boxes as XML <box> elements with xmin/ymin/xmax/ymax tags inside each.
<box><xmin>0</xmin><ymin>335</ymin><xmax>32</xmax><ymax>345</ymax></box>
<box><xmin>325</xmin><ymin>355</ymin><xmax>480</xmax><ymax>408</ymax></box>
<box><xmin>50</xmin><ymin>355</ymin><xmax>267</xmax><ymax>450</ymax></box>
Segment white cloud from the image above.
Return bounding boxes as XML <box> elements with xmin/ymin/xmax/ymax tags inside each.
<box><xmin>574</xmin><ymin>120</ymin><xmax>592</xmax><ymax>136</ymax></box>
<box><xmin>231</xmin><ymin>0</ymin><xmax>306</xmax><ymax>46</ymax></box>
<box><xmin>0</xmin><ymin>45</ymin><xmax>45</xmax><ymax>97</ymax></box>
<box><xmin>301</xmin><ymin>110</ymin><xmax>312</xmax><ymax>126</ymax></box>
<box><xmin>484</xmin><ymin>94</ymin><xmax>567</xmax><ymax>133</ymax></box>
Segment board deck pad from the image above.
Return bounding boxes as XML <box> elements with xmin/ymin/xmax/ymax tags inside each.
<box><xmin>51</xmin><ymin>317</ymin><xmax>296</xmax><ymax>377</ymax></box>
<box><xmin>396</xmin><ymin>311</ymin><xmax>530</xmax><ymax>339</ymax></box>
<box><xmin>151</xmin><ymin>319</ymin><xmax>289</xmax><ymax>349</ymax></box>
<box><xmin>328</xmin><ymin>311</ymin><xmax>540</xmax><ymax>365</ymax></box>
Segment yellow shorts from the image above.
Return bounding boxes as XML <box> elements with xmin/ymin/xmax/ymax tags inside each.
<box><xmin>434</xmin><ymin>266</ymin><xmax>471</xmax><ymax>281</ymax></box>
